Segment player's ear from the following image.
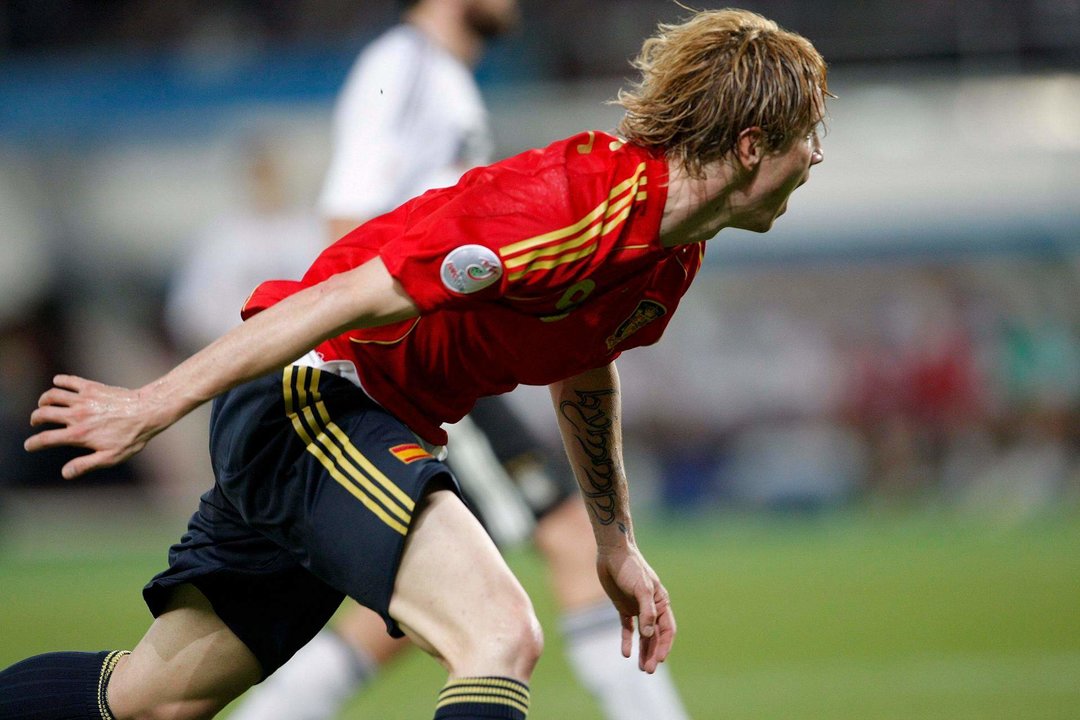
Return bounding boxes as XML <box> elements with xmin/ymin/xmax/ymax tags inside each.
<box><xmin>735</xmin><ymin>127</ymin><xmax>765</xmax><ymax>172</ymax></box>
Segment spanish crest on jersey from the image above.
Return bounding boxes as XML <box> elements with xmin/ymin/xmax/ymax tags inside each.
<box><xmin>605</xmin><ymin>300</ymin><xmax>667</xmax><ymax>350</ymax></box>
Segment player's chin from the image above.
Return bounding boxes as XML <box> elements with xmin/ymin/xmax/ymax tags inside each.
<box><xmin>734</xmin><ymin>211</ymin><xmax>780</xmax><ymax>233</ymax></box>
<box><xmin>758</xmin><ymin>204</ymin><xmax>791</xmax><ymax>231</ymax></box>
<box><xmin>747</xmin><ymin>217</ymin><xmax>777</xmax><ymax>233</ymax></box>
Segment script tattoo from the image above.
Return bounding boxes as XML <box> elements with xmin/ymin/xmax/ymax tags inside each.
<box><xmin>559</xmin><ymin>388</ymin><xmax>622</xmax><ymax>528</ymax></box>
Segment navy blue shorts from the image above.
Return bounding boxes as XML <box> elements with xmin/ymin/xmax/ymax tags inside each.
<box><xmin>143</xmin><ymin>366</ymin><xmax>457</xmax><ymax>677</ymax></box>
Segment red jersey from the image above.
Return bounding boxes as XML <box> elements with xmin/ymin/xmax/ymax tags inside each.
<box><xmin>244</xmin><ymin>131</ymin><xmax>704</xmax><ymax>445</ymax></box>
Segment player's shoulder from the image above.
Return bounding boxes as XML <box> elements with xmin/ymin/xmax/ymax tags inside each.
<box><xmin>356</xmin><ymin>24</ymin><xmax>426</xmax><ymax>67</ymax></box>
<box><xmin>549</xmin><ymin>130</ymin><xmax>640</xmax><ymax>162</ymax></box>
<box><xmin>554</xmin><ymin>131</ymin><xmax>662</xmax><ymax>191</ymax></box>
<box><xmin>495</xmin><ymin>131</ymin><xmax>651</xmax><ymax>182</ymax></box>
<box><xmin>439</xmin><ymin>131</ymin><xmax>661</xmax><ymax>230</ymax></box>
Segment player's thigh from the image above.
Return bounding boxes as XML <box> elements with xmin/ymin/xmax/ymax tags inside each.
<box><xmin>388</xmin><ymin>489</ymin><xmax>542</xmax><ymax>675</ymax></box>
<box><xmin>108</xmin><ymin>584</ymin><xmax>261</xmax><ymax>719</ymax></box>
<box><xmin>283</xmin><ymin>366</ymin><xmax>459</xmax><ymax>638</ymax></box>
<box><xmin>270</xmin><ymin>368</ymin><xmax>539</xmax><ymax>670</ymax></box>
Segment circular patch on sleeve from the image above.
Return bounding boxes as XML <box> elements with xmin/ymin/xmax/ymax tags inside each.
<box><xmin>439</xmin><ymin>244</ymin><xmax>504</xmax><ymax>295</ymax></box>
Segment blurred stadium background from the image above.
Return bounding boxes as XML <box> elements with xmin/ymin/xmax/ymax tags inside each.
<box><xmin>1</xmin><ymin>1</ymin><xmax>1079</xmax><ymax>717</ymax></box>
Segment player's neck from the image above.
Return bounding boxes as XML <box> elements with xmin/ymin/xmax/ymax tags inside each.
<box><xmin>407</xmin><ymin>6</ymin><xmax>484</xmax><ymax>66</ymax></box>
<box><xmin>658</xmin><ymin>158</ymin><xmax>741</xmax><ymax>247</ymax></box>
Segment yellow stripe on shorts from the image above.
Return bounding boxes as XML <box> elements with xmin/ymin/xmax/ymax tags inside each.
<box><xmin>283</xmin><ymin>366</ymin><xmax>413</xmax><ymax>535</ymax></box>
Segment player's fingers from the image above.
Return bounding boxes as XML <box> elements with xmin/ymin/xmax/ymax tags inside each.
<box><xmin>37</xmin><ymin>387</ymin><xmax>79</xmax><ymax>408</ymax></box>
<box><xmin>24</xmin><ymin>427</ymin><xmax>78</xmax><ymax>453</ymax></box>
<box><xmin>638</xmin><ymin>614</ymin><xmax>672</xmax><ymax>673</ymax></box>
<box><xmin>635</xmin><ymin>591</ymin><xmax>658</xmax><ymax>671</ymax></box>
<box><xmin>620</xmin><ymin>613</ymin><xmax>634</xmax><ymax>659</ymax></box>
<box><xmin>62</xmin><ymin>449</ymin><xmax>115</xmax><ymax>480</ymax></box>
<box><xmin>637</xmin><ymin>587</ymin><xmax>658</xmax><ymax>640</ymax></box>
<box><xmin>29</xmin><ymin>405</ymin><xmax>72</xmax><ymax>428</ymax></box>
<box><xmin>650</xmin><ymin>604</ymin><xmax>677</xmax><ymax>666</ymax></box>
<box><xmin>635</xmin><ymin>626</ymin><xmax>652</xmax><ymax>677</ymax></box>
<box><xmin>52</xmin><ymin>374</ymin><xmax>91</xmax><ymax>392</ymax></box>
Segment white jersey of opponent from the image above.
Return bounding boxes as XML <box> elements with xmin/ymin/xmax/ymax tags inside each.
<box><xmin>318</xmin><ymin>24</ymin><xmax>494</xmax><ymax>220</ymax></box>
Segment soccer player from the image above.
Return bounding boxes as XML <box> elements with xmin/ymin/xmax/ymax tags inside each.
<box><xmin>1</xmin><ymin>8</ymin><xmax>828</xmax><ymax>720</ymax></box>
<box><xmin>226</xmin><ymin>1</ymin><xmax>691</xmax><ymax>718</ymax></box>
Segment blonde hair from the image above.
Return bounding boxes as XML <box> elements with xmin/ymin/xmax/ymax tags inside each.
<box><xmin>617</xmin><ymin>7</ymin><xmax>829</xmax><ymax>177</ymax></box>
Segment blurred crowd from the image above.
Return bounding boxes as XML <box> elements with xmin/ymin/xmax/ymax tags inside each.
<box><xmin>3</xmin><ymin>0</ymin><xmax>1079</xmax><ymax>72</ymax></box>
<box><xmin>611</xmin><ymin>257</ymin><xmax>1080</xmax><ymax>518</ymax></box>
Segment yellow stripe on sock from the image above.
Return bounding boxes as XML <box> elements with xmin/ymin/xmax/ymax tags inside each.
<box><xmin>97</xmin><ymin>651</ymin><xmax>129</xmax><ymax>720</ymax></box>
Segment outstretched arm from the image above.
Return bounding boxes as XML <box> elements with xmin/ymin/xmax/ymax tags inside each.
<box><xmin>25</xmin><ymin>257</ymin><xmax>418</xmax><ymax>479</ymax></box>
<box><xmin>548</xmin><ymin>362</ymin><xmax>675</xmax><ymax>673</ymax></box>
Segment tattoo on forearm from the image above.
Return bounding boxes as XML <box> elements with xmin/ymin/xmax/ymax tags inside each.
<box><xmin>559</xmin><ymin>388</ymin><xmax>622</xmax><ymax>527</ymax></box>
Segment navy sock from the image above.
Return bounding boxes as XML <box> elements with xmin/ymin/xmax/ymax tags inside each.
<box><xmin>433</xmin><ymin>676</ymin><xmax>530</xmax><ymax>719</ymax></box>
<box><xmin>0</xmin><ymin>651</ymin><xmax>127</xmax><ymax>720</ymax></box>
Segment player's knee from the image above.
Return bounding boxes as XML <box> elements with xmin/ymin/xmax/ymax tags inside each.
<box><xmin>460</xmin><ymin>590</ymin><xmax>544</xmax><ymax>678</ymax></box>
<box><xmin>493</xmin><ymin>598</ymin><xmax>545</xmax><ymax>676</ymax></box>
<box><xmin>519</xmin><ymin>602</ymin><xmax>545</xmax><ymax>668</ymax></box>
<box><xmin>507</xmin><ymin>588</ymin><xmax>545</xmax><ymax>666</ymax></box>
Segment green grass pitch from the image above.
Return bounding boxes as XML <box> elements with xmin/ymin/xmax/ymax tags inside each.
<box><xmin>2</xmin><ymin>506</ymin><xmax>1078</xmax><ymax>719</ymax></box>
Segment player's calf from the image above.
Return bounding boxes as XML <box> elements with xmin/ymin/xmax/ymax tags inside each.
<box><xmin>0</xmin><ymin>650</ymin><xmax>127</xmax><ymax>719</ymax></box>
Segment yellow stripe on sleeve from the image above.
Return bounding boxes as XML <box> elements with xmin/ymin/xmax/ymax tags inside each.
<box><xmin>499</xmin><ymin>163</ymin><xmax>646</xmax><ymax>259</ymax></box>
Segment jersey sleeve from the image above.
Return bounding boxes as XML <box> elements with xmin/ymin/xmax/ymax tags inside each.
<box><xmin>378</xmin><ymin>156</ymin><xmax>576</xmax><ymax>313</ymax></box>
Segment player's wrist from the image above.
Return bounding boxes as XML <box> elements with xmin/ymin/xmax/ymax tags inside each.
<box><xmin>594</xmin><ymin>522</ymin><xmax>636</xmax><ymax>552</ymax></box>
<box><xmin>138</xmin><ymin>377</ymin><xmax>198</xmax><ymax>430</ymax></box>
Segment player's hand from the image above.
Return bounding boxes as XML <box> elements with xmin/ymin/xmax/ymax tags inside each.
<box><xmin>24</xmin><ymin>375</ymin><xmax>163</xmax><ymax>479</ymax></box>
<box><xmin>595</xmin><ymin>544</ymin><xmax>676</xmax><ymax>673</ymax></box>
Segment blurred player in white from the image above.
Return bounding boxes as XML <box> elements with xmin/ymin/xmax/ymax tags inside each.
<box><xmin>166</xmin><ymin>142</ymin><xmax>324</xmax><ymax>352</ymax></box>
<box><xmin>227</xmin><ymin>1</ymin><xmax>691</xmax><ymax>719</ymax></box>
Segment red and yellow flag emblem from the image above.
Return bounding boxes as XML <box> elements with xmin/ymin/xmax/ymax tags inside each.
<box><xmin>389</xmin><ymin>443</ymin><xmax>432</xmax><ymax>464</ymax></box>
